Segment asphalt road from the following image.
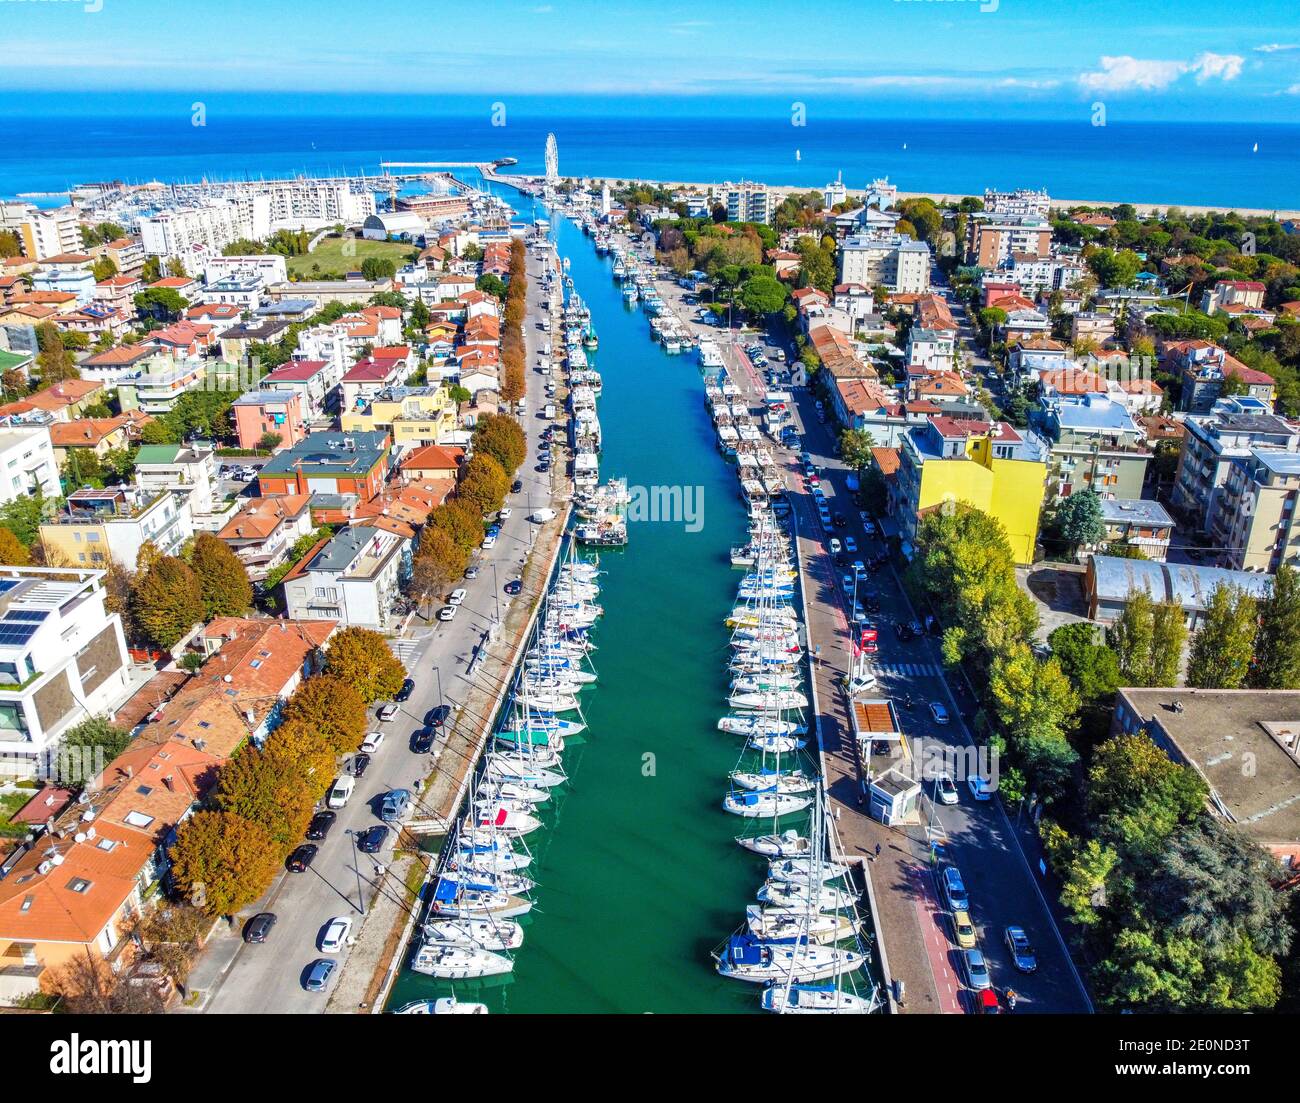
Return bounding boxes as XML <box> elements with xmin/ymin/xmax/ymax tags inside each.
<box><xmin>197</xmin><ymin>246</ymin><xmax>560</xmax><ymax>1014</ymax></box>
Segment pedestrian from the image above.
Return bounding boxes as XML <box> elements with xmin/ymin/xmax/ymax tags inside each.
<box><xmin>874</xmin><ymin>842</ymin><xmax>882</xmax><ymax>860</ymax></box>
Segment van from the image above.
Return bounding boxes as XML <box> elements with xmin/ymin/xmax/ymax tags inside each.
<box><xmin>380</xmin><ymin>788</ymin><xmax>412</xmax><ymax>823</ymax></box>
<box><xmin>326</xmin><ymin>775</ymin><xmax>356</xmax><ymax>810</ymax></box>
<box><xmin>544</xmin><ymin>403</ymin><xmax>556</xmax><ymax>419</ymax></box>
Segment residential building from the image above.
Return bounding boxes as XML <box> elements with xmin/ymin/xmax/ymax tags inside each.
<box><xmin>202</xmin><ymin>254</ymin><xmax>288</xmax><ymax>287</ymax></box>
<box><xmin>398</xmin><ymin>443</ymin><xmax>464</xmax><ymax>482</ymax></box>
<box><xmin>983</xmin><ymin>188</ymin><xmax>1051</xmax><ymax>217</ymax></box>
<box><xmin>138</xmin><ymin>196</ymin><xmax>272</xmax><ymax>259</ymax></box>
<box><xmin>31</xmin><ymin>262</ymin><xmax>96</xmax><ymax>306</ymax></box>
<box><xmin>255</xmin><ymin>430</ymin><xmax>390</xmax><ymax>506</ymax></box>
<box><xmin>1166</xmin><ymin>341</ymin><xmax>1276</xmax><ymax>413</ymax></box>
<box><xmin>1172</xmin><ymin>397</ymin><xmax>1300</xmax><ymax>534</ymax></box>
<box><xmin>15</xmin><ymin>207</ymin><xmax>81</xmax><ymax>261</ymax></box>
<box><xmin>1098</xmin><ymin>498</ymin><xmax>1175</xmax><ymax>560</ymax></box>
<box><xmin>340</xmin><ymin>353</ymin><xmax>411</xmax><ymax>412</ymax></box>
<box><xmin>231</xmin><ymin>389</ymin><xmax>308</xmax><ymax>451</ymax></box>
<box><xmin>1084</xmin><ymin>554</ymin><xmax>1274</xmax><ymax>628</ymax></box>
<box><xmin>722</xmin><ymin>182</ymin><xmax>773</xmax><ymax>224</ymax></box>
<box><xmin>838</xmin><ymin>234</ymin><xmax>930</xmax><ymax>294</ymax></box>
<box><xmin>217</xmin><ymin>493</ymin><xmax>314</xmax><ymax>578</ymax></box>
<box><xmin>281</xmin><ymin>524</ymin><xmax>409</xmax><ymax>629</ymax></box>
<box><xmin>40</xmin><ymin>487</ymin><xmax>194</xmax><ymax>568</ymax></box>
<box><xmin>906</xmin><ymin>328</ymin><xmax>956</xmax><ymax>373</ymax></box>
<box><xmin>1110</xmin><ymin>688</ymin><xmax>1300</xmax><ymax>866</ymax></box>
<box><xmin>1071</xmin><ymin>311</ymin><xmax>1116</xmax><ymax>346</ymax></box>
<box><xmin>131</xmin><ymin>443</ymin><xmax>219</xmax><ymax>518</ymax></box>
<box><xmin>1211</xmin><ymin>448</ymin><xmax>1300</xmax><ymax>572</ymax></box>
<box><xmin>0</xmin><ymin>567</ymin><xmax>131</xmax><ymax>772</ymax></box>
<box><xmin>1038</xmin><ymin>393</ymin><xmax>1151</xmax><ymax>502</ymax></box>
<box><xmin>0</xmin><ymin>420</ymin><xmax>60</xmax><ymax>503</ymax></box>
<box><xmin>261</xmin><ymin>358</ymin><xmax>340</xmax><ymax>419</ymax></box>
<box><xmin>1201</xmin><ymin>279</ymin><xmax>1267</xmax><ymax>316</ymax></box>
<box><xmin>339</xmin><ymin>386</ymin><xmax>456</xmax><ymax>449</ymax></box>
<box><xmin>113</xmin><ymin>358</ymin><xmax>208</xmax><ymax>416</ymax></box>
<box><xmin>48</xmin><ymin>412</ymin><xmax>151</xmax><ymax>465</ymax></box>
<box><xmin>965</xmin><ymin>214</ymin><xmax>1052</xmax><ymax>267</ymax></box>
<box><xmin>0</xmin><ymin>379</ymin><xmax>104</xmax><ymax>423</ymax></box>
<box><xmin>893</xmin><ymin>417</ymin><xmax>1048</xmax><ymax>564</ymax></box>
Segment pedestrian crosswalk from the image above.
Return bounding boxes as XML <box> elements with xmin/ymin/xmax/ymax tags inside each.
<box><xmin>874</xmin><ymin>662</ymin><xmax>941</xmax><ymax>678</ymax></box>
<box><xmin>389</xmin><ymin>637</ymin><xmax>425</xmax><ymax>666</ymax></box>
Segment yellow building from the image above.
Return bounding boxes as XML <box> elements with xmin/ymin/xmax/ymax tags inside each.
<box><xmin>893</xmin><ymin>416</ymin><xmax>1047</xmax><ymax>565</ymax></box>
<box><xmin>340</xmin><ymin>385</ymin><xmax>456</xmax><ymax>448</ymax></box>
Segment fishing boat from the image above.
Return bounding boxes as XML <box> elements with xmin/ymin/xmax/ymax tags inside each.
<box><xmin>761</xmin><ymin>985</ymin><xmax>876</xmax><ymax>1014</ymax></box>
<box><xmin>737</xmin><ymin>829</ymin><xmax>811</xmax><ymax>858</ymax></box>
<box><xmin>723</xmin><ymin>788</ymin><xmax>814</xmax><ymax>818</ymax></box>
<box><xmin>410</xmin><ymin>943</ymin><xmax>514</xmax><ymax>979</ymax></box>
<box><xmin>714</xmin><ymin>934</ymin><xmax>864</xmax><ymax>984</ymax></box>
<box><xmin>423</xmin><ymin>917</ymin><xmax>525</xmax><ymax>951</ymax></box>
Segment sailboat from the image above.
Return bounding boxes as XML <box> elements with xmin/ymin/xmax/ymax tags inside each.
<box><xmin>724</xmin><ymin>787</ymin><xmax>814</xmax><ymax>818</ymax></box>
<box><xmin>745</xmin><ymin>904</ymin><xmax>857</xmax><ymax>945</ymax></box>
<box><xmin>718</xmin><ymin>714</ymin><xmax>807</xmax><ymax>739</ymax></box>
<box><xmin>429</xmin><ymin>875</ymin><xmax>532</xmax><ymax>919</ymax></box>
<box><xmin>737</xmin><ymin>828</ymin><xmax>811</xmax><ymax>858</ymax></box>
<box><xmin>423</xmin><ymin>917</ymin><xmax>525</xmax><ymax>951</ymax></box>
<box><xmin>410</xmin><ymin>942</ymin><xmax>514</xmax><ymax>979</ymax></box>
<box><xmin>761</xmin><ymin>984</ymin><xmax>876</xmax><ymax>1014</ymax></box>
<box><xmin>713</xmin><ymin>934</ymin><xmax>863</xmax><ymax>984</ymax></box>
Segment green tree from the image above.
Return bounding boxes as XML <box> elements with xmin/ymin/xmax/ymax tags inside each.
<box><xmin>1186</xmin><ymin>583</ymin><xmax>1258</xmax><ymax>689</ymax></box>
<box><xmin>838</xmin><ymin>428</ymin><xmax>876</xmax><ymax>471</ymax></box>
<box><xmin>168</xmin><ymin>810</ymin><xmax>283</xmax><ymax>916</ymax></box>
<box><xmin>1250</xmin><ymin>564</ymin><xmax>1300</xmax><ymax>688</ymax></box>
<box><xmin>90</xmin><ymin>255</ymin><xmax>118</xmax><ymax>282</ymax></box>
<box><xmin>738</xmin><ymin>275</ymin><xmax>787</xmax><ymax>318</ymax></box>
<box><xmin>189</xmin><ymin>532</ymin><xmax>252</xmax><ymax>619</ymax></box>
<box><xmin>130</xmin><ymin>555</ymin><xmax>203</xmax><ymax>650</ymax></box>
<box><xmin>1088</xmin><ymin>732</ymin><xmax>1206</xmax><ymax>860</ymax></box>
<box><xmin>1047</xmin><ymin>622</ymin><xmax>1119</xmax><ymax>707</ymax></box>
<box><xmin>0</xmin><ymin>496</ymin><xmax>46</xmax><ymax>547</ymax></box>
<box><xmin>476</xmin><ymin>273</ymin><xmax>507</xmax><ymax>299</ymax></box>
<box><xmin>35</xmin><ymin>323</ymin><xmax>78</xmax><ymax>386</ymax></box>
<box><xmin>55</xmin><ymin>716</ymin><xmax>133</xmax><ymax>786</ymax></box>
<box><xmin>794</xmin><ymin>237</ymin><xmax>835</xmax><ymax>294</ymax></box>
<box><xmin>133</xmin><ymin>287</ymin><xmax>188</xmax><ymax>323</ymax></box>
<box><xmin>360</xmin><ymin>256</ymin><xmax>397</xmax><ymax>281</ymax></box>
<box><xmin>1107</xmin><ymin>589</ymin><xmax>1156</xmax><ymax>685</ymax></box>
<box><xmin>257</xmin><ymin>431</ymin><xmax>282</xmax><ymax>452</ymax></box>
<box><xmin>324</xmin><ymin>626</ymin><xmax>406</xmax><ymax>704</ymax></box>
<box><xmin>280</xmin><ymin>674</ymin><xmax>368</xmax><ymax>756</ymax></box>
<box><xmin>1053</xmin><ymin>489</ymin><xmax>1105</xmax><ymax>554</ymax></box>
<box><xmin>1149</xmin><ymin>601</ymin><xmax>1187</xmax><ymax>687</ymax></box>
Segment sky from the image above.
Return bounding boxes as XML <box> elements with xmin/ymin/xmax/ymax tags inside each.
<box><xmin>1</xmin><ymin>0</ymin><xmax>1298</xmax><ymax>121</ymax></box>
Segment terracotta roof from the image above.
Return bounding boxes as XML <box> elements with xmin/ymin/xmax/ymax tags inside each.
<box><xmin>149</xmin><ymin>277</ymin><xmax>194</xmax><ymax>289</ymax></box>
<box><xmin>10</xmin><ymin>379</ymin><xmax>103</xmax><ymax>412</ymax></box>
<box><xmin>82</xmin><ymin>345</ymin><xmax>156</xmax><ymax>368</ymax></box>
<box><xmin>1039</xmin><ymin>369</ymin><xmax>1109</xmax><ymax>396</ymax></box>
<box><xmin>400</xmin><ymin>443</ymin><xmax>464</xmax><ymax>472</ymax></box>
<box><xmin>49</xmin><ymin>414</ymin><xmax>147</xmax><ymax>448</ymax></box>
<box><xmin>218</xmin><ymin>494</ymin><xmax>312</xmax><ymax>542</ymax></box>
<box><xmin>871</xmin><ymin>446</ymin><xmax>901</xmax><ymax>477</ymax></box>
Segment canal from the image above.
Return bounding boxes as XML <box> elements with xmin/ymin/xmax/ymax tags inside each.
<box><xmin>388</xmin><ymin>195</ymin><xmax>764</xmax><ymax>1012</ymax></box>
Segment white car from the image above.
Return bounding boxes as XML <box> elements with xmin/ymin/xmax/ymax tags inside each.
<box><xmin>929</xmin><ymin>702</ymin><xmax>950</xmax><ymax>724</ymax></box>
<box><xmin>863</xmin><ymin>521</ymin><xmax>877</xmax><ymax>536</ymax></box>
<box><xmin>438</xmin><ymin>605</ymin><xmax>458</xmax><ymax>622</ymax></box>
<box><xmin>482</xmin><ymin>534</ymin><xmax>497</xmax><ymax>549</ymax></box>
<box><xmin>448</xmin><ymin>588</ymin><xmax>467</xmax><ymax>606</ymax></box>
<box><xmin>360</xmin><ymin>731</ymin><xmax>385</xmax><ymax>754</ymax></box>
<box><xmin>968</xmin><ymin>775</ymin><xmax>996</xmax><ymax>801</ymax></box>
<box><xmin>377</xmin><ymin>703</ymin><xmax>399</xmax><ymax>722</ymax></box>
<box><xmin>498</xmin><ymin>507</ymin><xmax>512</xmax><ymax>520</ymax></box>
<box><xmin>933</xmin><ymin>773</ymin><xmax>959</xmax><ymax>806</ymax></box>
<box><xmin>828</xmin><ymin>538</ymin><xmax>842</xmax><ymax>555</ymax></box>
<box><xmin>319</xmin><ymin>916</ymin><xmax>353</xmax><ymax>954</ymax></box>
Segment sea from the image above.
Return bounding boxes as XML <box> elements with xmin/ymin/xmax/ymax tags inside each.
<box><xmin>1</xmin><ymin>102</ymin><xmax>1297</xmax><ymax>210</ymax></box>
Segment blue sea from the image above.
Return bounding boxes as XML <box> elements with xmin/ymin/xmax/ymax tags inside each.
<box><xmin>1</xmin><ymin>98</ymin><xmax>1297</xmax><ymax>210</ymax></box>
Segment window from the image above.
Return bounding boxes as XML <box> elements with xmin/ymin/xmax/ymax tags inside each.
<box><xmin>20</xmin><ymin>895</ymin><xmax>34</xmax><ymax>912</ymax></box>
<box><xmin>135</xmin><ymin>785</ymin><xmax>152</xmax><ymax>796</ymax></box>
<box><xmin>96</xmin><ymin>837</ymin><xmax>116</xmax><ymax>852</ymax></box>
<box><xmin>124</xmin><ymin>810</ymin><xmax>153</xmax><ymax>829</ymax></box>
<box><xmin>67</xmin><ymin>877</ymin><xmax>92</xmax><ymax>893</ymax></box>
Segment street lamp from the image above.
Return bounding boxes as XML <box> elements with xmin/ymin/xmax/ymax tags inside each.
<box><xmin>435</xmin><ymin>665</ymin><xmax>444</xmax><ymax>712</ymax></box>
<box><xmin>491</xmin><ymin>562</ymin><xmax>501</xmax><ymax>625</ymax></box>
<box><xmin>347</xmin><ymin>828</ymin><xmax>366</xmax><ymax>917</ymax></box>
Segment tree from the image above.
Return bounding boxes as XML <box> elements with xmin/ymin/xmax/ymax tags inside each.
<box><xmin>360</xmin><ymin>256</ymin><xmax>397</xmax><ymax>281</ymax></box>
<box><xmin>1088</xmin><ymin>732</ymin><xmax>1206</xmax><ymax>860</ymax></box>
<box><xmin>410</xmin><ymin>528</ymin><xmax>467</xmax><ymax>617</ymax></box>
<box><xmin>35</xmin><ymin>323</ymin><xmax>78</xmax><ymax>386</ymax></box>
<box><xmin>1053</xmin><ymin>489</ymin><xmax>1105</xmax><ymax>554</ymax></box>
<box><xmin>476</xmin><ymin>273</ymin><xmax>507</xmax><ymax>299</ymax></box>
<box><xmin>0</xmin><ymin>230</ymin><xmax>20</xmax><ymax>258</ymax></box>
<box><xmin>280</xmin><ymin>674</ymin><xmax>368</xmax><ymax>755</ymax></box>
<box><xmin>1107</xmin><ymin>589</ymin><xmax>1186</xmax><ymax>687</ymax></box>
<box><xmin>90</xmin><ymin>255</ymin><xmax>117</xmax><ymax>282</ymax></box>
<box><xmin>473</xmin><ymin>413</ymin><xmax>526</xmax><ymax>475</ymax></box>
<box><xmin>988</xmin><ymin>643</ymin><xmax>1080</xmax><ymax>802</ymax></box>
<box><xmin>1040</xmin><ymin>821</ymin><xmax>1118</xmax><ymax>926</ymax></box>
<box><xmin>214</xmin><ymin>744</ymin><xmax>318</xmax><ymax>848</ymax></box>
<box><xmin>101</xmin><ymin>561</ymin><xmax>137</xmax><ymax>642</ymax></box>
<box><xmin>130</xmin><ymin>555</ymin><xmax>203</xmax><ymax>650</ymax></box>
<box><xmin>1047</xmin><ymin>622</ymin><xmax>1119</xmax><ymax>707</ymax></box>
<box><xmin>738</xmin><ymin>275</ymin><xmax>787</xmax><ymax>318</ymax></box>
<box><xmin>257</xmin><ymin>431</ymin><xmax>282</xmax><ymax>452</ymax></box>
<box><xmin>458</xmin><ymin>452</ymin><xmax>509</xmax><ymax>515</ymax></box>
<box><xmin>1149</xmin><ymin>601</ymin><xmax>1187</xmax><ymax>687</ymax></box>
<box><xmin>168</xmin><ymin>810</ymin><xmax>283</xmax><ymax>916</ymax></box>
<box><xmin>264</xmin><ymin>717</ymin><xmax>338</xmax><ymax>797</ymax></box>
<box><xmin>838</xmin><ymin>428</ymin><xmax>876</xmax><ymax>472</ymax></box>
<box><xmin>430</xmin><ymin>500</ymin><xmax>485</xmax><ymax>553</ymax></box>
<box><xmin>0</xmin><ymin>495</ymin><xmax>46</xmax><ymax>547</ymax></box>
<box><xmin>1186</xmin><ymin>583</ymin><xmax>1258</xmax><ymax>689</ymax></box>
<box><xmin>0</xmin><ymin>527</ymin><xmax>30</xmax><ymax>565</ymax></box>
<box><xmin>133</xmin><ymin>286</ymin><xmax>188</xmax><ymax>323</ymax></box>
<box><xmin>55</xmin><ymin>716</ymin><xmax>133</xmax><ymax>787</ymax></box>
<box><xmin>1251</xmin><ymin>564</ymin><xmax>1300</xmax><ymax>688</ymax></box>
<box><xmin>48</xmin><ymin>949</ymin><xmax>165</xmax><ymax>1013</ymax></box>
<box><xmin>188</xmin><ymin>532</ymin><xmax>252</xmax><ymax>619</ymax></box>
<box><xmin>794</xmin><ymin>238</ymin><xmax>835</xmax><ymax>294</ymax></box>
<box><xmin>324</xmin><ymin>627</ymin><xmax>406</xmax><ymax>704</ymax></box>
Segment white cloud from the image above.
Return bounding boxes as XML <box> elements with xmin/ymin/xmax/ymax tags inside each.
<box><xmin>1286</xmin><ymin>83</ymin><xmax>1300</xmax><ymax>95</ymax></box>
<box><xmin>1078</xmin><ymin>52</ymin><xmax>1244</xmax><ymax>92</ymax></box>
<box><xmin>1255</xmin><ymin>43</ymin><xmax>1299</xmax><ymax>53</ymax></box>
<box><xmin>1190</xmin><ymin>52</ymin><xmax>1243</xmax><ymax>82</ymax></box>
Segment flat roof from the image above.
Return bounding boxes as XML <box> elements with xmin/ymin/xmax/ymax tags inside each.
<box><xmin>1118</xmin><ymin>688</ymin><xmax>1300</xmax><ymax>844</ymax></box>
<box><xmin>1099</xmin><ymin>498</ymin><xmax>1174</xmax><ymax>527</ymax></box>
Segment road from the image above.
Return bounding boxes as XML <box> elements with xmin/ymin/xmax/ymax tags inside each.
<box><xmin>193</xmin><ymin>243</ymin><xmax>561</xmax><ymax>1014</ymax></box>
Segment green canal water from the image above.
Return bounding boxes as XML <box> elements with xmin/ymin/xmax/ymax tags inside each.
<box><xmin>388</xmin><ymin>202</ymin><xmax>768</xmax><ymax>1013</ymax></box>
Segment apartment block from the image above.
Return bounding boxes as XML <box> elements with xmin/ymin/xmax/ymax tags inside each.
<box><xmin>1038</xmin><ymin>393</ymin><xmax>1151</xmax><ymax>502</ymax></box>
<box><xmin>281</xmin><ymin>524</ymin><xmax>409</xmax><ymax>629</ymax></box>
<box><xmin>838</xmin><ymin>234</ymin><xmax>930</xmax><ymax>294</ymax></box>
<box><xmin>40</xmin><ymin>487</ymin><xmax>194</xmax><ymax>569</ymax></box>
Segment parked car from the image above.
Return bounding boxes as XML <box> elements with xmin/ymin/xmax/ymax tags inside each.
<box><xmin>319</xmin><ymin>916</ymin><xmax>353</xmax><ymax>954</ymax></box>
<box><xmin>448</xmin><ymin>588</ymin><xmax>467</xmax><ymax>606</ymax></box>
<box><xmin>968</xmin><ymin>774</ymin><xmax>996</xmax><ymax>801</ymax></box>
<box><xmin>498</xmin><ymin>507</ymin><xmax>512</xmax><ymax>520</ymax></box>
<box><xmin>377</xmin><ymin>703</ymin><xmax>400</xmax><ymax>722</ymax></box>
<box><xmin>933</xmin><ymin>773</ymin><xmax>958</xmax><ymax>805</ymax></box>
<box><xmin>1005</xmin><ymin>926</ymin><xmax>1038</xmax><ymax>972</ymax></box>
<box><xmin>287</xmin><ymin>844</ymin><xmax>318</xmax><ymax>872</ymax></box>
<box><xmin>844</xmin><ymin>536</ymin><xmax>858</xmax><ymax>553</ymax></box>
<box><xmin>357</xmin><ymin>824</ymin><xmax>389</xmax><ymax>854</ymax></box>
<box><xmin>465</xmin><ymin>565</ymin><xmax>480</xmax><ymax>580</ymax></box>
<box><xmin>427</xmin><ymin>703</ymin><xmax>452</xmax><ymax>728</ymax></box>
<box><xmin>438</xmin><ymin>605</ymin><xmax>458</xmax><ymax>622</ymax></box>
<box><xmin>306</xmin><ymin>810</ymin><xmax>336</xmax><ymax>841</ymax></box>
<box><xmin>360</xmin><ymin>731</ymin><xmax>385</xmax><ymax>754</ymax></box>
<box><xmin>929</xmin><ymin>702</ymin><xmax>950</xmax><ymax>725</ymax></box>
<box><xmin>380</xmin><ymin>788</ymin><xmax>412</xmax><ymax>823</ymax></box>
<box><xmin>350</xmin><ymin>753</ymin><xmax>370</xmax><ymax>778</ymax></box>
<box><xmin>304</xmin><ymin>959</ymin><xmax>336</xmax><ymax>992</ymax></box>
<box><xmin>941</xmin><ymin>866</ymin><xmax>969</xmax><ymax>912</ymax></box>
<box><xmin>828</xmin><ymin>538</ymin><xmax>842</xmax><ymax>555</ymax></box>
<box><xmin>395</xmin><ymin>678</ymin><xmax>415</xmax><ymax>702</ymax></box>
<box><xmin>411</xmin><ymin>727</ymin><xmax>435</xmax><ymax>754</ymax></box>
<box><xmin>244</xmin><ymin>912</ymin><xmax>277</xmax><ymax>943</ymax></box>
<box><xmin>504</xmin><ymin>579</ymin><xmax>523</xmax><ymax>595</ymax></box>
<box><xmin>327</xmin><ymin>775</ymin><xmax>355</xmax><ymax>808</ymax></box>
<box><xmin>951</xmin><ymin>909</ymin><xmax>977</xmax><ymax>950</ymax></box>
<box><xmin>963</xmin><ymin>948</ymin><xmax>991</xmax><ymax>991</ymax></box>
<box><xmin>894</xmin><ymin>621</ymin><xmax>914</xmax><ymax>642</ymax></box>
<box><xmin>833</xmin><ymin>513</ymin><xmax>848</xmax><ymax>528</ymax></box>
<box><xmin>511</xmin><ymin>479</ymin><xmax>524</xmax><ymax>494</ymax></box>
<box><xmin>482</xmin><ymin>533</ymin><xmax>498</xmax><ymax>549</ymax></box>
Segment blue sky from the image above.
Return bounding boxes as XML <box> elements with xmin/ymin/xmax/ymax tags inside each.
<box><xmin>2</xmin><ymin>0</ymin><xmax>1299</xmax><ymax>120</ymax></box>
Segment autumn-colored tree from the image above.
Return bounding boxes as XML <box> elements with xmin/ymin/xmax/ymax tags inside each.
<box><xmin>0</xmin><ymin>527</ymin><xmax>30</xmax><ymax>565</ymax></box>
<box><xmin>101</xmin><ymin>561</ymin><xmax>137</xmax><ymax>642</ymax></box>
<box><xmin>168</xmin><ymin>810</ymin><xmax>283</xmax><ymax>916</ymax></box>
<box><xmin>458</xmin><ymin>452</ymin><xmax>509</xmax><ymax>515</ymax></box>
<box><xmin>263</xmin><ymin>717</ymin><xmax>338</xmax><ymax>799</ymax></box>
<box><xmin>473</xmin><ymin>413</ymin><xmax>527</xmax><ymax>475</ymax></box>
<box><xmin>189</xmin><ymin>532</ymin><xmax>252</xmax><ymax>618</ymax></box>
<box><xmin>431</xmin><ymin>499</ymin><xmax>486</xmax><ymax>552</ymax></box>
<box><xmin>323</xmin><ymin>626</ymin><xmax>407</xmax><ymax>703</ymax></box>
<box><xmin>409</xmin><ymin>528</ymin><xmax>468</xmax><ymax>616</ymax></box>
<box><xmin>280</xmin><ymin>674</ymin><xmax>368</xmax><ymax>756</ymax></box>
<box><xmin>130</xmin><ymin>555</ymin><xmax>203</xmax><ymax>650</ymax></box>
<box><xmin>35</xmin><ymin>323</ymin><xmax>78</xmax><ymax>386</ymax></box>
<box><xmin>214</xmin><ymin>744</ymin><xmax>318</xmax><ymax>848</ymax></box>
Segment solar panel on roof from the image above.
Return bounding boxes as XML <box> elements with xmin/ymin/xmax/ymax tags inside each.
<box><xmin>0</xmin><ymin>580</ymin><xmax>18</xmax><ymax>595</ymax></box>
<box><xmin>0</xmin><ymin>622</ymin><xmax>39</xmax><ymax>646</ymax></box>
<box><xmin>3</xmin><ymin>610</ymin><xmax>47</xmax><ymax>623</ymax></box>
